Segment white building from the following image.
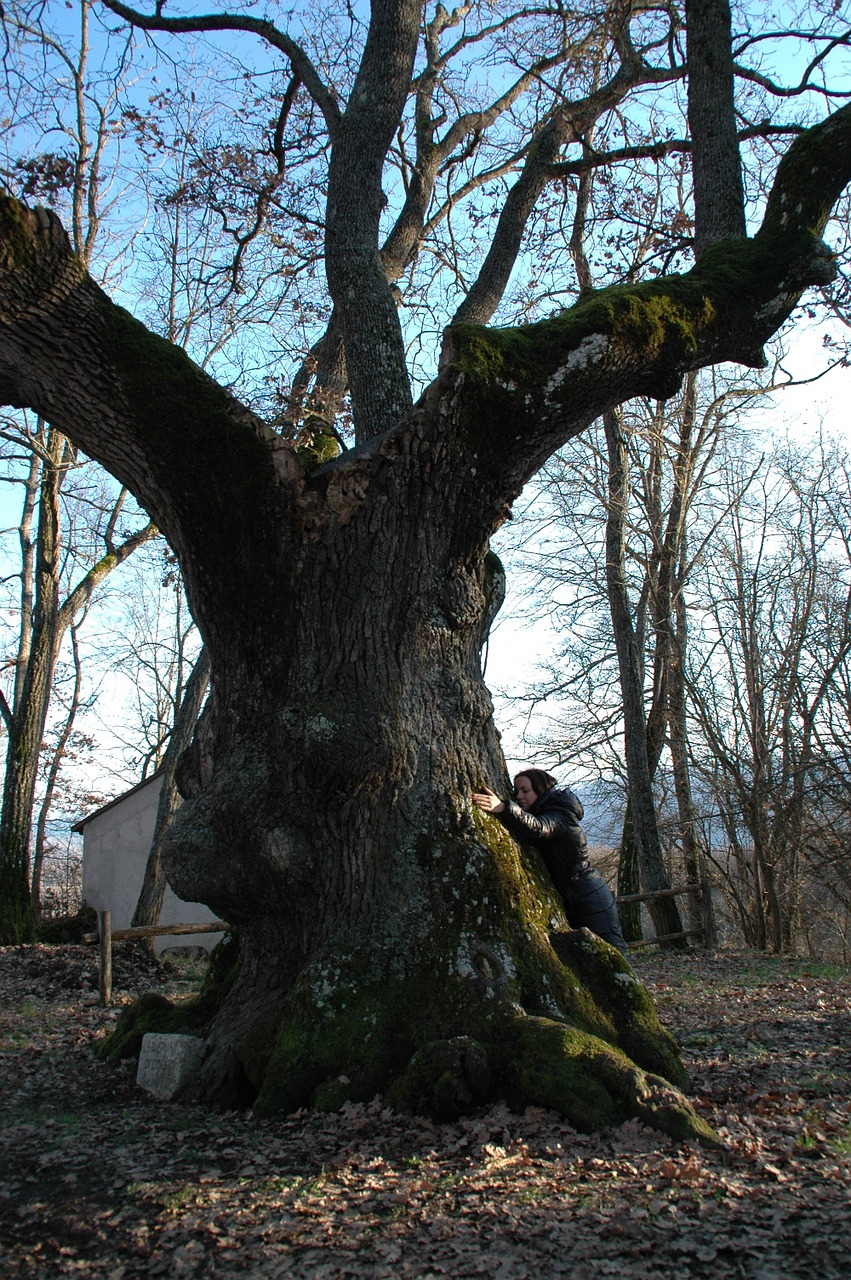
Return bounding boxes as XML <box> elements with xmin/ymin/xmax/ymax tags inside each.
<box><xmin>76</xmin><ymin>772</ymin><xmax>221</xmax><ymax>953</ymax></box>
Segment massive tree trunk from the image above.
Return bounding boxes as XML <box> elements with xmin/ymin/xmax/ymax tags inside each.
<box><xmin>152</xmin><ymin>440</ymin><xmax>700</xmax><ymax>1131</ymax></box>
<box><xmin>0</xmin><ymin>101</ymin><xmax>849</xmax><ymax>1132</ymax></box>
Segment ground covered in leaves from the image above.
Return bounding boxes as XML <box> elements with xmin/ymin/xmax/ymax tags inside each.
<box><xmin>0</xmin><ymin>944</ymin><xmax>849</xmax><ymax>1278</ymax></box>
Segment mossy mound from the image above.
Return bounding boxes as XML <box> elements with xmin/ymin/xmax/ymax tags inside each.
<box><xmin>490</xmin><ymin>1013</ymin><xmax>719</xmax><ymax>1147</ymax></box>
<box><xmin>550</xmin><ymin>929</ymin><xmax>687</xmax><ymax>1089</ymax></box>
<box><xmin>386</xmin><ymin>1036</ymin><xmax>491</xmax><ymax>1118</ymax></box>
<box><xmin>96</xmin><ymin>931</ymin><xmax>240</xmax><ymax>1063</ymax></box>
<box><xmin>231</xmin><ymin>933</ymin><xmax>717</xmax><ymax>1146</ymax></box>
<box><xmin>295</xmin><ymin>419</ymin><xmax>341</xmax><ymax>470</ymax></box>
<box><xmin>36</xmin><ymin>905</ymin><xmax>97</xmax><ymax>945</ymax></box>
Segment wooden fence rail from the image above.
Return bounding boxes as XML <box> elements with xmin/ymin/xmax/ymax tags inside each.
<box><xmin>616</xmin><ymin>881</ymin><xmax>715</xmax><ymax>950</ymax></box>
<box><xmin>86</xmin><ymin>911</ymin><xmax>229</xmax><ymax>1006</ymax></box>
<box><xmin>616</xmin><ymin>882</ymin><xmax>701</xmax><ymax>906</ymax></box>
<box><xmin>88</xmin><ymin>879</ymin><xmax>712</xmax><ymax>1005</ymax></box>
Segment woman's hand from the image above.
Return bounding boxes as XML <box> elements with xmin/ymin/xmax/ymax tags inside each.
<box><xmin>471</xmin><ymin>786</ymin><xmax>505</xmax><ymax>815</ymax></box>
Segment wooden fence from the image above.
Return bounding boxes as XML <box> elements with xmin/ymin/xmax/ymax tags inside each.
<box><xmin>88</xmin><ymin>880</ymin><xmax>712</xmax><ymax>1004</ymax></box>
<box><xmin>86</xmin><ymin>911</ymin><xmax>229</xmax><ymax>1005</ymax></box>
<box><xmin>616</xmin><ymin>881</ymin><xmax>715</xmax><ymax>950</ymax></box>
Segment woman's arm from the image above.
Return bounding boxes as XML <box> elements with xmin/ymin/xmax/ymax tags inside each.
<box><xmin>497</xmin><ymin>794</ymin><xmax>579</xmax><ymax>843</ymax></box>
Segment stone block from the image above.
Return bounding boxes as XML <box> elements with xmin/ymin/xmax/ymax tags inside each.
<box><xmin>136</xmin><ymin>1032</ymin><xmax>206</xmax><ymax>1100</ymax></box>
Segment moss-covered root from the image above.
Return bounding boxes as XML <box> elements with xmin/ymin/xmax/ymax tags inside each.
<box><xmin>492</xmin><ymin>1013</ymin><xmax>721</xmax><ymax>1149</ymax></box>
<box><xmin>550</xmin><ymin>928</ymin><xmax>687</xmax><ymax>1090</ymax></box>
<box><xmin>386</xmin><ymin>1036</ymin><xmax>492</xmax><ymax>1120</ymax></box>
<box><xmin>96</xmin><ymin>931</ymin><xmax>241</xmax><ymax>1064</ymax></box>
<box><xmin>95</xmin><ymin>992</ymin><xmax>194</xmax><ymax>1062</ymax></box>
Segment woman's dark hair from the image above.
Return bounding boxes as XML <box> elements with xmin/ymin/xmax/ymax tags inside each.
<box><xmin>513</xmin><ymin>768</ymin><xmax>557</xmax><ymax>799</ymax></box>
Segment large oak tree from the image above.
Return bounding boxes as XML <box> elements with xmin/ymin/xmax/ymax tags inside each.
<box><xmin>1</xmin><ymin>0</ymin><xmax>849</xmax><ymax>1135</ymax></box>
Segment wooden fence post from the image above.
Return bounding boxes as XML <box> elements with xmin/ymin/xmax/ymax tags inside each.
<box><xmin>98</xmin><ymin>910</ymin><xmax>112</xmax><ymax>1006</ymax></box>
<box><xmin>83</xmin><ymin>920</ymin><xmax>229</xmax><ymax>1005</ymax></box>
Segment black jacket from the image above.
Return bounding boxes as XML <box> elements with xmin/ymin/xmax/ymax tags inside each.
<box><xmin>497</xmin><ymin>786</ymin><xmax>591</xmax><ymax>899</ymax></box>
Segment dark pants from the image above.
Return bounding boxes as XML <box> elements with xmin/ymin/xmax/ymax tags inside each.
<box><xmin>561</xmin><ymin>869</ymin><xmax>628</xmax><ymax>954</ymax></box>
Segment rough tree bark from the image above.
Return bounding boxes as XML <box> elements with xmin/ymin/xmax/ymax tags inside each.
<box><xmin>686</xmin><ymin>0</ymin><xmax>747</xmax><ymax>258</ymax></box>
<box><xmin>0</xmin><ymin>92</ymin><xmax>848</xmax><ymax>1130</ymax></box>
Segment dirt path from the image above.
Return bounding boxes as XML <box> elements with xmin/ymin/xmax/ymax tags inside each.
<box><xmin>1</xmin><ymin>945</ymin><xmax>849</xmax><ymax>1278</ymax></box>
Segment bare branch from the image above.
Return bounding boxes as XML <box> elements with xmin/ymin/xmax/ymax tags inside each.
<box><xmin>100</xmin><ymin>1</ymin><xmax>342</xmax><ymax>138</ymax></box>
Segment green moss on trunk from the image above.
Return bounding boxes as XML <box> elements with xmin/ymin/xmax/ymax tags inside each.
<box><xmin>97</xmin><ymin>902</ymin><xmax>716</xmax><ymax>1146</ymax></box>
<box><xmin>97</xmin><ymin>932</ymin><xmax>240</xmax><ymax>1063</ymax></box>
<box><xmin>492</xmin><ymin>1014</ymin><xmax>719</xmax><ymax>1147</ymax></box>
<box><xmin>96</xmin><ymin>826</ymin><xmax>716</xmax><ymax>1145</ymax></box>
<box><xmin>444</xmin><ymin>228</ymin><xmax>834</xmax><ymax>463</ymax></box>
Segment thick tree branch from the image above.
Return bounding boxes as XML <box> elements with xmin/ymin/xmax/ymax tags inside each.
<box><xmin>685</xmin><ymin>0</ymin><xmax>746</xmax><ymax>257</ymax></box>
<box><xmin>324</xmin><ymin>0</ymin><xmax>421</xmax><ymax>440</ymax></box>
<box><xmin>762</xmin><ymin>105</ymin><xmax>851</xmax><ymax>238</ymax></box>
<box><xmin>3</xmin><ymin>106</ymin><xmax>849</xmax><ymax>600</ymax></box>
<box><xmin>437</xmin><ymin>104</ymin><xmax>851</xmax><ymax>512</ymax></box>
<box><xmin>0</xmin><ymin>198</ymin><xmax>301</xmax><ymax>646</ymax></box>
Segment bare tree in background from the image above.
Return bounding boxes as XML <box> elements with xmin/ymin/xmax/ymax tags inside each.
<box><xmin>688</xmin><ymin>435</ymin><xmax>851</xmax><ymax>954</ymax></box>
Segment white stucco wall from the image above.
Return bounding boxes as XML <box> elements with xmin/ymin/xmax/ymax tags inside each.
<box><xmin>80</xmin><ymin>773</ymin><xmax>221</xmax><ymax>953</ymax></box>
